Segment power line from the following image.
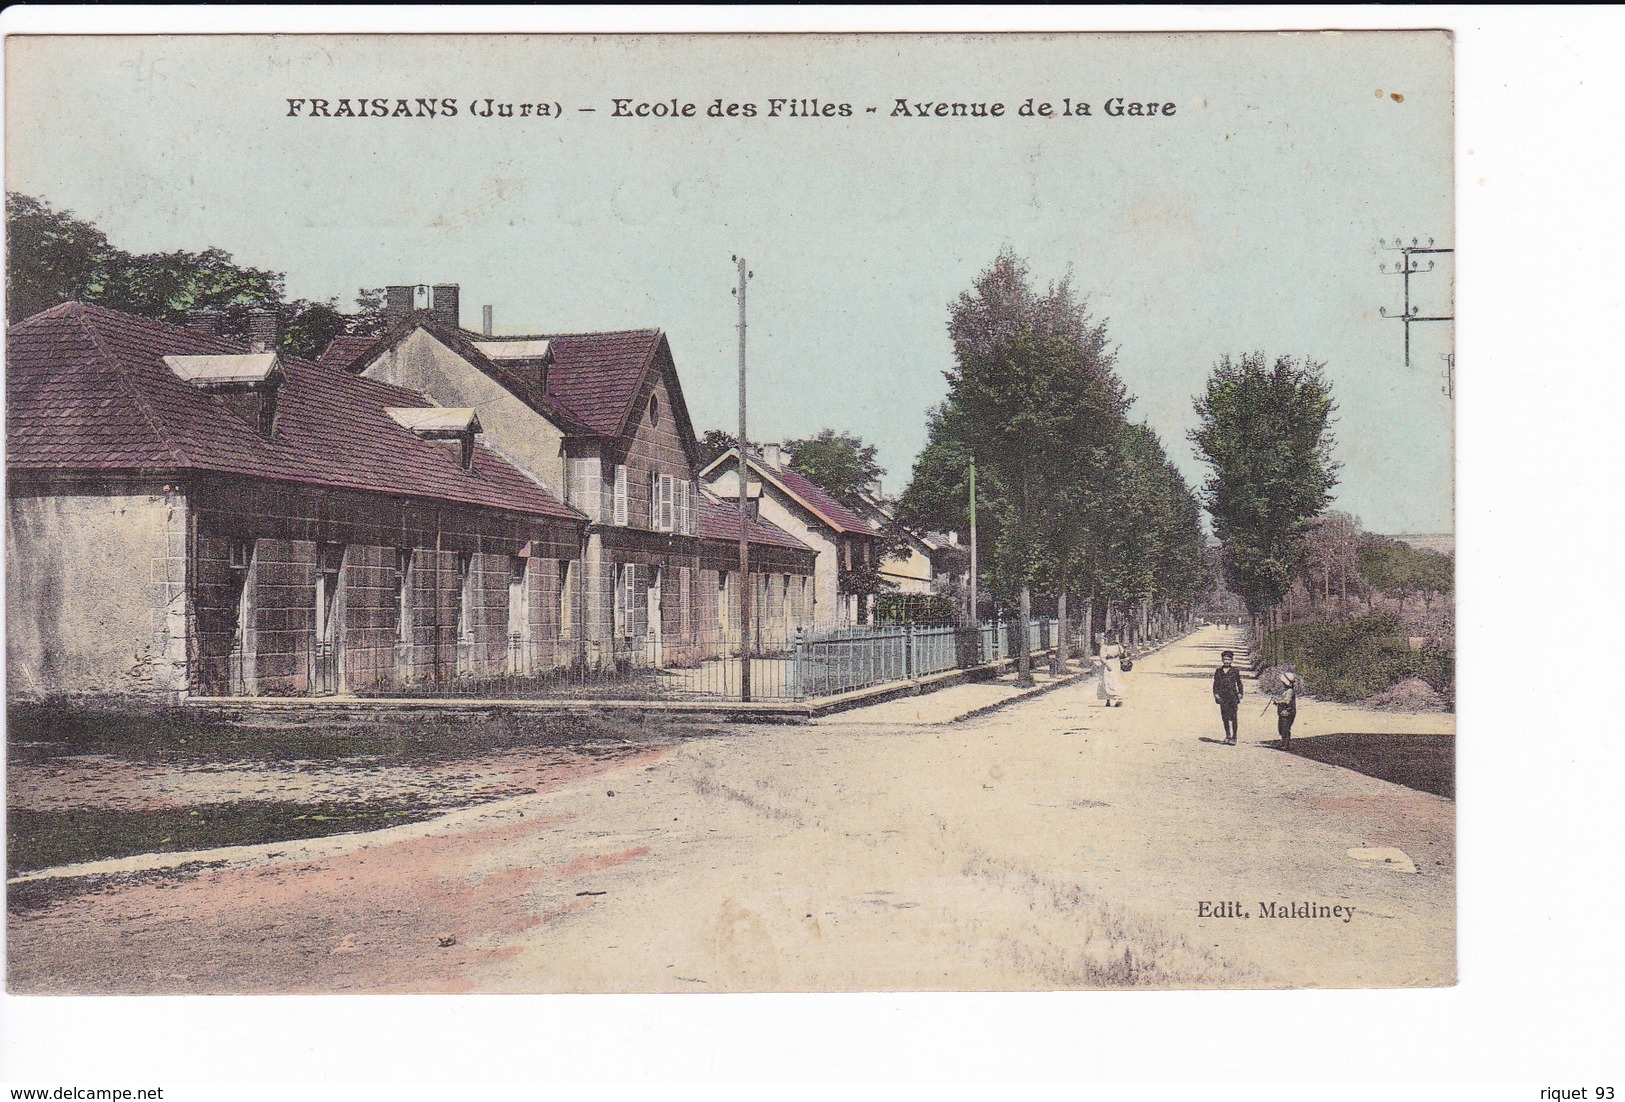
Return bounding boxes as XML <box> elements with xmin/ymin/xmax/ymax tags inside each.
<box><xmin>1378</xmin><ymin>236</ymin><xmax>1454</xmax><ymax>369</ymax></box>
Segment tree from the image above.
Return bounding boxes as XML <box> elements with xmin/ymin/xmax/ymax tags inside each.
<box><xmin>7</xmin><ymin>192</ymin><xmax>384</xmax><ymax>355</ymax></box>
<box><xmin>1190</xmin><ymin>352</ymin><xmax>1340</xmax><ymax>624</ymax></box>
<box><xmin>6</xmin><ymin>192</ymin><xmax>119</xmax><ymax>324</ymax></box>
<box><xmin>282</xmin><ymin>300</ymin><xmax>351</xmax><ymax>360</ymax></box>
<box><xmin>97</xmin><ymin>245</ymin><xmax>284</xmax><ymax>331</ymax></box>
<box><xmin>697</xmin><ymin>430</ymin><xmax>755</xmax><ymax>470</ymax></box>
<box><xmin>1357</xmin><ymin>538</ymin><xmax>1452</xmax><ymax>616</ymax></box>
<box><xmin>904</xmin><ymin>250</ymin><xmax>1130</xmax><ymax>681</ymax></box>
<box><xmin>784</xmin><ymin>429</ymin><xmax>884</xmax><ymax>504</ymax></box>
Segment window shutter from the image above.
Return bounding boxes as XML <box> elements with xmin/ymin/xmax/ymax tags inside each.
<box><xmin>618</xmin><ymin>565</ymin><xmax>632</xmax><ymax>637</ymax></box>
<box><xmin>631</xmin><ymin>565</ymin><xmax>649</xmax><ymax>637</ymax></box>
<box><xmin>613</xmin><ymin>465</ymin><xmax>629</xmax><ymax>526</ymax></box>
<box><xmin>660</xmin><ymin>476</ymin><xmax>675</xmax><ymax>532</ymax></box>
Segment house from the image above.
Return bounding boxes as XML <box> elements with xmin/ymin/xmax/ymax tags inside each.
<box><xmin>327</xmin><ymin>283</ymin><xmax>818</xmax><ymax>664</ymax></box>
<box><xmin>699</xmin><ymin>443</ymin><xmax>881</xmax><ymax>625</ymax></box>
<box><xmin>853</xmin><ymin>491</ymin><xmax>971</xmax><ymax>602</ymax></box>
<box><xmin>5</xmin><ymin>302</ymin><xmax>588</xmax><ymax>702</ymax></box>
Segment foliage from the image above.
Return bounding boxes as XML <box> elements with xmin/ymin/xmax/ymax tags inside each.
<box><xmin>6</xmin><ymin>192</ymin><xmax>384</xmax><ymax>354</ymax></box>
<box><xmin>874</xmin><ymin>592</ymin><xmax>960</xmax><ymax>624</ymax></box>
<box><xmin>901</xmin><ymin>250</ymin><xmax>1209</xmax><ymax>630</ymax></box>
<box><xmin>784</xmin><ymin>429</ymin><xmax>885</xmax><ymax>504</ymax></box>
<box><xmin>1357</xmin><ymin>538</ymin><xmax>1453</xmax><ymax>613</ymax></box>
<box><xmin>697</xmin><ymin>430</ymin><xmax>756</xmax><ymax>470</ymax></box>
<box><xmin>1258</xmin><ymin>616</ymin><xmax>1453</xmax><ymax>706</ymax></box>
<box><xmin>903</xmin><ymin>250</ymin><xmax>1130</xmax><ymax>607</ymax></box>
<box><xmin>6</xmin><ymin>192</ymin><xmax>118</xmax><ymax>322</ymax></box>
<box><xmin>1190</xmin><ymin>351</ymin><xmax>1340</xmax><ymax>616</ymax></box>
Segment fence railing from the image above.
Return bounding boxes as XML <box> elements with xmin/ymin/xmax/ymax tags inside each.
<box><xmin>284</xmin><ymin>618</ymin><xmax>1056</xmax><ymax>704</ymax></box>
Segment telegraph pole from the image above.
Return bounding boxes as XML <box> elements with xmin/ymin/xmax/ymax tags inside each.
<box><xmin>1379</xmin><ymin>236</ymin><xmax>1454</xmax><ymax>368</ymax></box>
<box><xmin>968</xmin><ymin>458</ymin><xmax>978</xmax><ymax>627</ymax></box>
<box><xmin>732</xmin><ymin>255</ymin><xmax>753</xmax><ymax>701</ymax></box>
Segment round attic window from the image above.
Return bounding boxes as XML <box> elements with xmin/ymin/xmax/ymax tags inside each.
<box><xmin>648</xmin><ymin>394</ymin><xmax>661</xmax><ymax>425</ymax></box>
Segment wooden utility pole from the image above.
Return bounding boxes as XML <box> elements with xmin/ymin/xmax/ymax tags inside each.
<box><xmin>967</xmin><ymin>458</ymin><xmax>978</xmax><ymax>627</ymax></box>
<box><xmin>733</xmin><ymin>255</ymin><xmax>753</xmax><ymax>701</ymax></box>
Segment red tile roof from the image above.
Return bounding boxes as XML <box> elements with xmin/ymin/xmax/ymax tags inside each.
<box><xmin>539</xmin><ymin>329</ymin><xmax>663</xmax><ymax>438</ymax></box>
<box><xmin>7</xmin><ymin>303</ymin><xmax>584</xmax><ymax>525</ymax></box>
<box><xmin>336</xmin><ymin>315</ymin><xmax>597</xmax><ymax>437</ymax></box>
<box><xmin>701</xmin><ymin>454</ymin><xmax>874</xmax><ymax>536</ymax></box>
<box><xmin>769</xmin><ymin>463</ymin><xmax>873</xmax><ymax>534</ymax></box>
<box><xmin>699</xmin><ymin>491</ymin><xmax>814</xmax><ymax>553</ymax></box>
<box><xmin>313</xmin><ymin>333</ymin><xmax>378</xmax><ymax>373</ymax></box>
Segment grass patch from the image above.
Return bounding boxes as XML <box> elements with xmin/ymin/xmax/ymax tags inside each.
<box><xmin>6</xmin><ymin>702</ymin><xmax>708</xmax><ymax>767</ymax></box>
<box><xmin>7</xmin><ymin>798</ymin><xmax>449</xmax><ymax>877</ymax></box>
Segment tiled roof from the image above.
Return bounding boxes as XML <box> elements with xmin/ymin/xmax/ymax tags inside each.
<box><xmin>7</xmin><ymin>303</ymin><xmax>584</xmax><ymax>524</ymax></box>
<box><xmin>699</xmin><ymin>491</ymin><xmax>814</xmax><ymax>553</ymax></box>
<box><xmin>339</xmin><ymin>317</ymin><xmax>700</xmax><ymax>461</ymax></box>
<box><xmin>537</xmin><ymin>329</ymin><xmax>663</xmax><ymax>438</ymax></box>
<box><xmin>339</xmin><ymin>314</ymin><xmax>595</xmax><ymax>436</ymax></box>
<box><xmin>701</xmin><ymin>453</ymin><xmax>874</xmax><ymax>536</ymax></box>
<box><xmin>770</xmin><ymin>464</ymin><xmax>873</xmax><ymax>534</ymax></box>
<box><xmin>313</xmin><ymin>334</ymin><xmax>378</xmax><ymax>373</ymax></box>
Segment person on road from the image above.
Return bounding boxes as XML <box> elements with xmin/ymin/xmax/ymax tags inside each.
<box><xmin>1275</xmin><ymin>671</ymin><xmax>1299</xmax><ymax>746</ymax></box>
<box><xmin>1097</xmin><ymin>634</ymin><xmax>1126</xmax><ymax>707</ymax></box>
<box><xmin>1213</xmin><ymin>649</ymin><xmax>1245</xmax><ymax>744</ymax></box>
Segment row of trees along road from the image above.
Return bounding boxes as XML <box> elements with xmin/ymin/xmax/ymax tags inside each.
<box><xmin>899</xmin><ymin>251</ymin><xmax>1212</xmax><ymax>685</ymax></box>
<box><xmin>6</xmin><ymin>192</ymin><xmax>385</xmax><ymax>358</ymax></box>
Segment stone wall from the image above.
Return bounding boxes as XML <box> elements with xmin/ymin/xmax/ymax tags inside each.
<box><xmin>6</xmin><ymin>485</ymin><xmax>189</xmax><ymax>701</ymax></box>
<box><xmin>188</xmin><ymin>477</ymin><xmax>581</xmax><ymax>696</ymax></box>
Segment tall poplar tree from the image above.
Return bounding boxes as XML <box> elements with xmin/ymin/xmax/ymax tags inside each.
<box><xmin>1190</xmin><ymin>352</ymin><xmax>1340</xmax><ymax>627</ymax></box>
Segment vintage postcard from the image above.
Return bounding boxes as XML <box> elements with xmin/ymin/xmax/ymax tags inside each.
<box><xmin>5</xmin><ymin>27</ymin><xmax>1454</xmax><ymax>1001</ymax></box>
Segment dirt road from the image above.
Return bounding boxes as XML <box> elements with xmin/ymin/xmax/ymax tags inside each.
<box><xmin>7</xmin><ymin>627</ymin><xmax>1454</xmax><ymax>992</ymax></box>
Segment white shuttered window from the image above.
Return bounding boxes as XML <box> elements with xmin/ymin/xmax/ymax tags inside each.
<box><xmin>613</xmin><ymin>465</ymin><xmax>629</xmax><ymax>526</ymax></box>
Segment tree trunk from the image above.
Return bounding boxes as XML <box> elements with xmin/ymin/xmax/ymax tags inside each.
<box><xmin>1052</xmin><ymin>591</ymin><xmax>1069</xmax><ymax>673</ymax></box>
<box><xmin>1083</xmin><ymin>595</ymin><xmax>1094</xmax><ymax>661</ymax></box>
<box><xmin>1016</xmin><ymin>585</ymin><xmax>1034</xmax><ymax>686</ymax></box>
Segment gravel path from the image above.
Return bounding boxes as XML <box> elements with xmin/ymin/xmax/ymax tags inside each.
<box><xmin>7</xmin><ymin>627</ymin><xmax>1454</xmax><ymax>992</ymax></box>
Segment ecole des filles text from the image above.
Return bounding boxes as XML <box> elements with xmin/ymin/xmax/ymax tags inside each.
<box><xmin>282</xmin><ymin>96</ymin><xmax>1177</xmax><ymax>120</ymax></box>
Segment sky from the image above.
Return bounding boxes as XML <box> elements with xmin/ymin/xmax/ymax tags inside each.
<box><xmin>4</xmin><ymin>30</ymin><xmax>1454</xmax><ymax>533</ymax></box>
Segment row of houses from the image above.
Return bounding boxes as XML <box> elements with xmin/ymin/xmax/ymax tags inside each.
<box><xmin>5</xmin><ymin>285</ymin><xmax>965</xmax><ymax>702</ymax></box>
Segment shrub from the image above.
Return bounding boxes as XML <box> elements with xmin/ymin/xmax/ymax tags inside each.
<box><xmin>875</xmin><ymin>592</ymin><xmax>959</xmax><ymax>624</ymax></box>
<box><xmin>1259</xmin><ymin>616</ymin><xmax>1454</xmax><ymax>707</ymax></box>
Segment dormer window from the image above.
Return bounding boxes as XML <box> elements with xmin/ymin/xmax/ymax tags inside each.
<box><xmin>474</xmin><ymin>339</ymin><xmax>552</xmax><ymax>362</ymax></box>
<box><xmin>386</xmin><ymin>407</ymin><xmax>483</xmax><ymax>472</ymax></box>
<box><xmin>164</xmin><ymin>352</ymin><xmax>285</xmax><ymax>438</ymax></box>
<box><xmin>474</xmin><ymin>339</ymin><xmax>554</xmax><ymax>390</ymax></box>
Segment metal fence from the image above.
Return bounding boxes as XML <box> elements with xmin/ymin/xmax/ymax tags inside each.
<box><xmin>289</xmin><ymin>619</ymin><xmax>1054</xmax><ymax>704</ymax></box>
<box><xmin>221</xmin><ymin>617</ymin><xmax>1202</xmax><ymax>704</ymax></box>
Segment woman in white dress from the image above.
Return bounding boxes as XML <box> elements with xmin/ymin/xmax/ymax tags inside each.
<box><xmin>1096</xmin><ymin>635</ymin><xmax>1125</xmax><ymax>707</ymax></box>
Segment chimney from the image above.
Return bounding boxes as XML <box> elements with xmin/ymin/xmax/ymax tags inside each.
<box><xmin>482</xmin><ymin>305</ymin><xmax>493</xmax><ymax>337</ymax></box>
<box><xmin>384</xmin><ymin>285</ymin><xmax>415</xmax><ymax>326</ymax></box>
<box><xmin>432</xmin><ymin>284</ymin><xmax>460</xmax><ymax>330</ymax></box>
<box><xmin>246</xmin><ymin>308</ymin><xmax>282</xmax><ymax>352</ymax></box>
<box><xmin>185</xmin><ymin>308</ymin><xmax>221</xmax><ymax>336</ymax></box>
<box><xmin>762</xmin><ymin>443</ymin><xmax>783</xmax><ymax>471</ymax></box>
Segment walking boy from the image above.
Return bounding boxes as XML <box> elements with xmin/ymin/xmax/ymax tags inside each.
<box><xmin>1275</xmin><ymin>671</ymin><xmax>1298</xmax><ymax>746</ymax></box>
<box><xmin>1213</xmin><ymin>650</ymin><xmax>1245</xmax><ymax>745</ymax></box>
